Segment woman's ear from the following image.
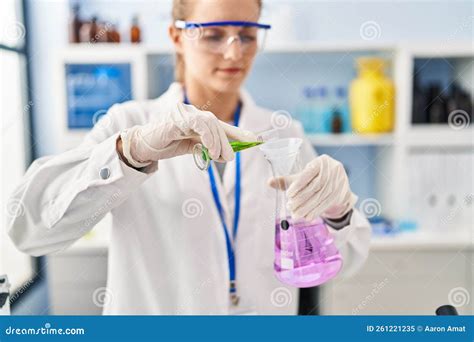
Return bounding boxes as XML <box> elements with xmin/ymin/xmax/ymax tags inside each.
<box><xmin>168</xmin><ymin>24</ymin><xmax>183</xmax><ymax>53</ymax></box>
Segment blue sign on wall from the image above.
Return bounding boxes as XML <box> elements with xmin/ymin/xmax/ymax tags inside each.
<box><xmin>65</xmin><ymin>63</ymin><xmax>132</xmax><ymax>129</ymax></box>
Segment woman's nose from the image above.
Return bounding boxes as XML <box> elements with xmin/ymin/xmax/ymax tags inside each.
<box><xmin>223</xmin><ymin>36</ymin><xmax>243</xmax><ymax>60</ymax></box>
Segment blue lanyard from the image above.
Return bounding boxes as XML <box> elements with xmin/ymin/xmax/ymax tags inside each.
<box><xmin>183</xmin><ymin>94</ymin><xmax>242</xmax><ymax>304</ymax></box>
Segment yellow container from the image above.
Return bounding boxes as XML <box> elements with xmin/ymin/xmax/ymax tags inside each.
<box><xmin>349</xmin><ymin>57</ymin><xmax>395</xmax><ymax>133</ymax></box>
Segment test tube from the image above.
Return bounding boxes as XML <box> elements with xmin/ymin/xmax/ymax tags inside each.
<box><xmin>192</xmin><ymin>128</ymin><xmax>281</xmax><ymax>171</ymax></box>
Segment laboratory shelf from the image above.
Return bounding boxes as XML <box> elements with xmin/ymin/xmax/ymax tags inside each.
<box><xmin>307</xmin><ymin>128</ymin><xmax>472</xmax><ymax>148</ymax></box>
<box><xmin>406</xmin><ymin>125</ymin><xmax>474</xmax><ymax>148</ymax></box>
<box><xmin>307</xmin><ymin>133</ymin><xmax>395</xmax><ymax>146</ymax></box>
<box><xmin>261</xmin><ymin>41</ymin><xmax>397</xmax><ymax>53</ymax></box>
<box><xmin>405</xmin><ymin>43</ymin><xmax>474</xmax><ymax>58</ymax></box>
<box><xmin>370</xmin><ymin>230</ymin><xmax>474</xmax><ymax>251</ymax></box>
<box><xmin>65</xmin><ymin>41</ymin><xmax>398</xmax><ymax>55</ymax></box>
<box><xmin>64</xmin><ymin>41</ymin><xmax>472</xmax><ymax>56</ymax></box>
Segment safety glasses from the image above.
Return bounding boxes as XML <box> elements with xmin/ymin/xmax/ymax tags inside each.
<box><xmin>175</xmin><ymin>20</ymin><xmax>271</xmax><ymax>55</ymax></box>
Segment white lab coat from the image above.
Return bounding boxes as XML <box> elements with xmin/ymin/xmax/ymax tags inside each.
<box><xmin>8</xmin><ymin>83</ymin><xmax>371</xmax><ymax>315</ymax></box>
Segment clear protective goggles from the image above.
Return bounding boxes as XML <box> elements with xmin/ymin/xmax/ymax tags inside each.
<box><xmin>175</xmin><ymin>20</ymin><xmax>271</xmax><ymax>55</ymax></box>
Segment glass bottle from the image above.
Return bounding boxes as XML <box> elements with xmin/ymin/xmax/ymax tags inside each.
<box><xmin>296</xmin><ymin>86</ymin><xmax>315</xmax><ymax>134</ymax></box>
<box><xmin>331</xmin><ymin>107</ymin><xmax>343</xmax><ymax>133</ymax></box>
<box><xmin>131</xmin><ymin>15</ymin><xmax>141</xmax><ymax>43</ymax></box>
<box><xmin>334</xmin><ymin>86</ymin><xmax>351</xmax><ymax>132</ymax></box>
<box><xmin>89</xmin><ymin>16</ymin><xmax>99</xmax><ymax>43</ymax></box>
<box><xmin>192</xmin><ymin>129</ymin><xmax>279</xmax><ymax>171</ymax></box>
<box><xmin>68</xmin><ymin>4</ymin><xmax>82</xmax><ymax>44</ymax></box>
<box><xmin>107</xmin><ymin>23</ymin><xmax>121</xmax><ymax>43</ymax></box>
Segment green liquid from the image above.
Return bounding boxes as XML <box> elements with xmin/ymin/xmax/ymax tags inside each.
<box><xmin>201</xmin><ymin>141</ymin><xmax>263</xmax><ymax>162</ymax></box>
<box><xmin>230</xmin><ymin>141</ymin><xmax>263</xmax><ymax>152</ymax></box>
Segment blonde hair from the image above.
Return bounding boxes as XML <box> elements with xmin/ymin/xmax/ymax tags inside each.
<box><xmin>171</xmin><ymin>0</ymin><xmax>263</xmax><ymax>82</ymax></box>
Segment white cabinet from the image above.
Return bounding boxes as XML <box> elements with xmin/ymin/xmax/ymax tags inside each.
<box><xmin>321</xmin><ymin>243</ymin><xmax>473</xmax><ymax>315</ymax></box>
<box><xmin>47</xmin><ymin>218</ymin><xmax>110</xmax><ymax>315</ymax></box>
<box><xmin>47</xmin><ymin>249</ymin><xmax>107</xmax><ymax>315</ymax></box>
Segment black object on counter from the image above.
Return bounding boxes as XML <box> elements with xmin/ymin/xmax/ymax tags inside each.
<box><xmin>298</xmin><ymin>287</ymin><xmax>320</xmax><ymax>315</ymax></box>
<box><xmin>435</xmin><ymin>305</ymin><xmax>459</xmax><ymax>316</ymax></box>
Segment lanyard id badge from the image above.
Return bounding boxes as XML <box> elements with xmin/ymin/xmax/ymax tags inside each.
<box><xmin>184</xmin><ymin>93</ymin><xmax>242</xmax><ymax>306</ymax></box>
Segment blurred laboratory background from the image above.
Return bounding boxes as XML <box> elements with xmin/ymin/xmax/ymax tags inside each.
<box><xmin>1</xmin><ymin>0</ymin><xmax>473</xmax><ymax>316</ymax></box>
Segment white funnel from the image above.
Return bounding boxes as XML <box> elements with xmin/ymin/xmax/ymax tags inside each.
<box><xmin>259</xmin><ymin>138</ymin><xmax>303</xmax><ymax>177</ymax></box>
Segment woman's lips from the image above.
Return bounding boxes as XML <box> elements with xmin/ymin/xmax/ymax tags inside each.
<box><xmin>217</xmin><ymin>68</ymin><xmax>242</xmax><ymax>74</ymax></box>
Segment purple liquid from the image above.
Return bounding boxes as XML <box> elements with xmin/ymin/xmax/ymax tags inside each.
<box><xmin>274</xmin><ymin>217</ymin><xmax>343</xmax><ymax>288</ymax></box>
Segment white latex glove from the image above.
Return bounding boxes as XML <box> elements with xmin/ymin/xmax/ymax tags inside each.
<box><xmin>120</xmin><ymin>103</ymin><xmax>257</xmax><ymax>168</ymax></box>
<box><xmin>269</xmin><ymin>154</ymin><xmax>357</xmax><ymax>221</ymax></box>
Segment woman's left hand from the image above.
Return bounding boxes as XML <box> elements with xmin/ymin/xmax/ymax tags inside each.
<box><xmin>268</xmin><ymin>154</ymin><xmax>357</xmax><ymax>221</ymax></box>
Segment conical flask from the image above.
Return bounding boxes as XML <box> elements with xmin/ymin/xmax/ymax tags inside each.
<box><xmin>259</xmin><ymin>138</ymin><xmax>343</xmax><ymax>288</ymax></box>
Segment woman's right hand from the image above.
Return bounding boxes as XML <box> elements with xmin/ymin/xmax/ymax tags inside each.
<box><xmin>119</xmin><ymin>103</ymin><xmax>257</xmax><ymax>168</ymax></box>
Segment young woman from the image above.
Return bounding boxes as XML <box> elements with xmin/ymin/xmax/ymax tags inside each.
<box><xmin>8</xmin><ymin>0</ymin><xmax>370</xmax><ymax>315</ymax></box>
